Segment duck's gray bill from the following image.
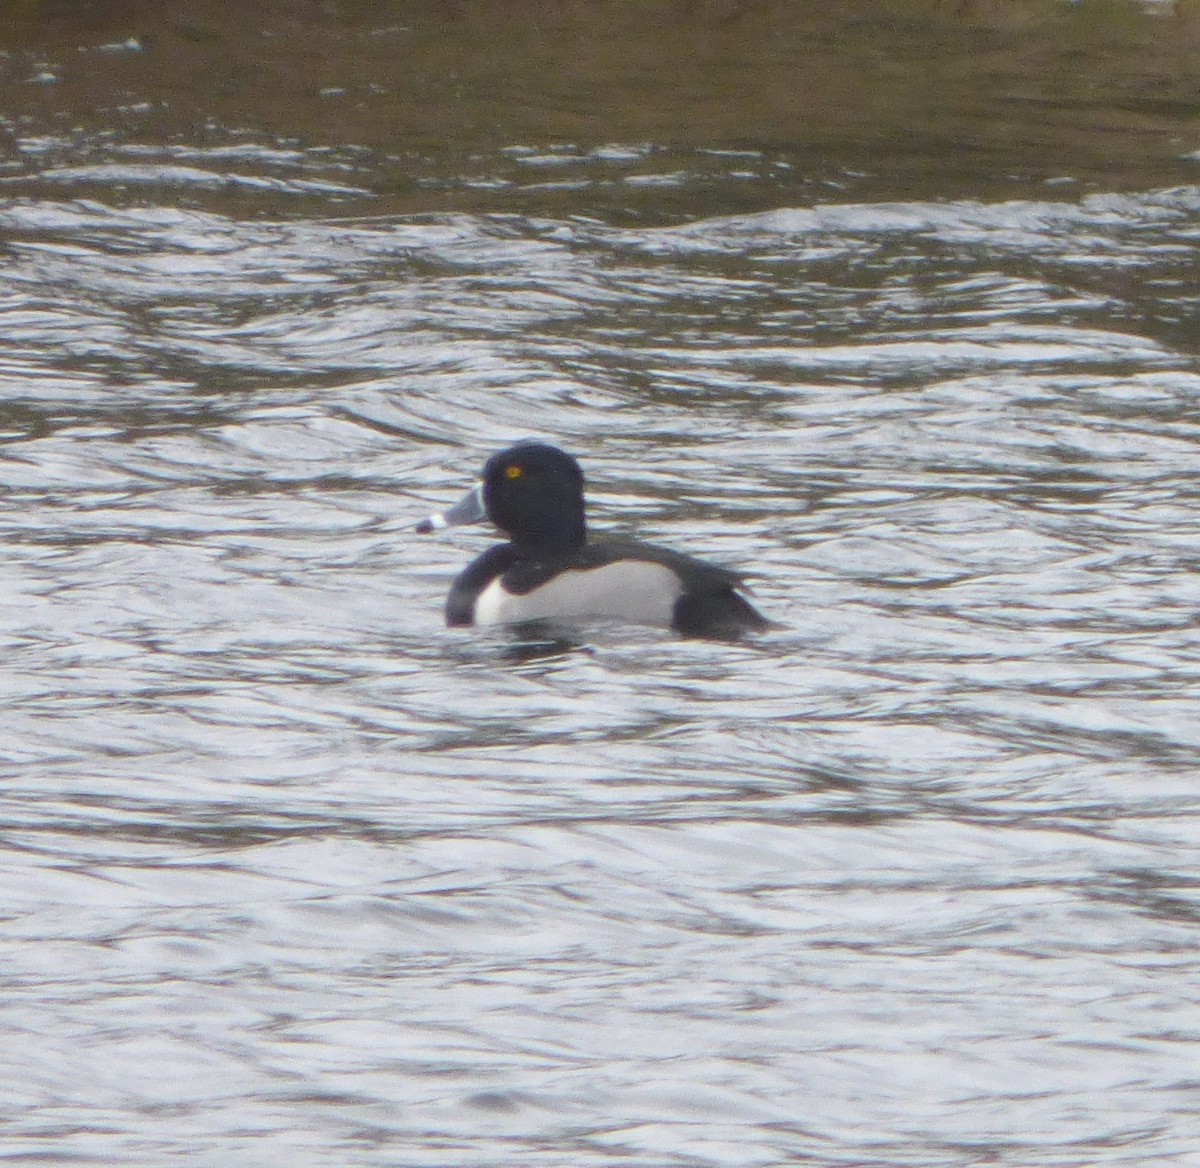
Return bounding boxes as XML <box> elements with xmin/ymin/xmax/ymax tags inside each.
<box><xmin>416</xmin><ymin>482</ymin><xmax>486</xmax><ymax>534</ymax></box>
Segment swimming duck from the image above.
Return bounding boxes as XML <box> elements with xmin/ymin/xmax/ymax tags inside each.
<box><xmin>417</xmin><ymin>442</ymin><xmax>768</xmax><ymax>638</ymax></box>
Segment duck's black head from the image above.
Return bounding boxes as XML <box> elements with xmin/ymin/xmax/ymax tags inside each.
<box><xmin>482</xmin><ymin>442</ymin><xmax>586</xmax><ymax>550</ymax></box>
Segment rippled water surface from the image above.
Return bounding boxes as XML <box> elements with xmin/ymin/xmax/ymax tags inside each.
<box><xmin>4</xmin><ymin>5</ymin><xmax>1200</xmax><ymax>1166</ymax></box>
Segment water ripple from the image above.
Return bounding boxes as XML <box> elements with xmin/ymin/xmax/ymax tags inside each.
<box><xmin>2</xmin><ymin>186</ymin><xmax>1200</xmax><ymax>1165</ymax></box>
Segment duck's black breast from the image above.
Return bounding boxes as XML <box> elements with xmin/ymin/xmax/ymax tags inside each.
<box><xmin>445</xmin><ymin>544</ymin><xmax>519</xmax><ymax>626</ymax></box>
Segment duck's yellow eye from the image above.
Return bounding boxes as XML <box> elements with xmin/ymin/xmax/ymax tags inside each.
<box><xmin>505</xmin><ymin>465</ymin><xmax>523</xmax><ymax>480</ymax></box>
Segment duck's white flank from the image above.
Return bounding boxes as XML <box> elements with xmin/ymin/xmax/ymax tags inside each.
<box><xmin>473</xmin><ymin>560</ymin><xmax>682</xmax><ymax>627</ymax></box>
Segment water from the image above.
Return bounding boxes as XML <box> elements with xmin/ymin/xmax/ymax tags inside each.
<box><xmin>4</xmin><ymin>4</ymin><xmax>1200</xmax><ymax>1166</ymax></box>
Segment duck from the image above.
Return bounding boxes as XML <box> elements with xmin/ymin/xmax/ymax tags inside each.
<box><xmin>417</xmin><ymin>442</ymin><xmax>769</xmax><ymax>638</ymax></box>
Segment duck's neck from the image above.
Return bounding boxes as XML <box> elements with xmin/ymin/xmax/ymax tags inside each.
<box><xmin>514</xmin><ymin>510</ymin><xmax>586</xmax><ymax>554</ymax></box>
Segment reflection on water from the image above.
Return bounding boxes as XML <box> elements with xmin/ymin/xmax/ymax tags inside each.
<box><xmin>1</xmin><ymin>0</ymin><xmax>1200</xmax><ymax>216</ymax></box>
<box><xmin>3</xmin><ymin>4</ymin><xmax>1200</xmax><ymax>1167</ymax></box>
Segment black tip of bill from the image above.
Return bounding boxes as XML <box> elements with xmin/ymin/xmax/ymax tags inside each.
<box><xmin>416</xmin><ymin>481</ymin><xmax>486</xmax><ymax>535</ymax></box>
